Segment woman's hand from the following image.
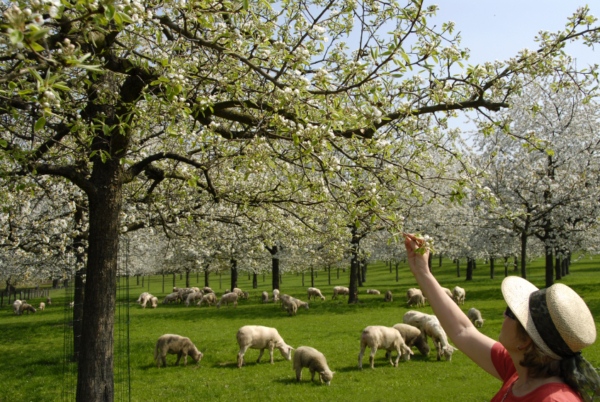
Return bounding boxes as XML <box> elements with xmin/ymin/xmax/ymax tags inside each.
<box><xmin>403</xmin><ymin>233</ymin><xmax>430</xmax><ymax>277</ymax></box>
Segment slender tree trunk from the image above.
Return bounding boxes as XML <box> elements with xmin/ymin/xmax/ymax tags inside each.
<box><xmin>545</xmin><ymin>246</ymin><xmax>554</xmax><ymax>288</ymax></box>
<box><xmin>337</xmin><ymin>267</ymin><xmax>339</xmax><ymax>279</ymax></box>
<box><xmin>513</xmin><ymin>256</ymin><xmax>519</xmax><ymax>272</ymax></box>
<box><xmin>136</xmin><ymin>275</ymin><xmax>139</xmax><ymax>286</ymax></box>
<box><xmin>270</xmin><ymin>245</ymin><xmax>280</xmax><ymax>291</ymax></box>
<box><xmin>252</xmin><ymin>273</ymin><xmax>258</xmax><ymax>289</ymax></box>
<box><xmin>348</xmin><ymin>234</ymin><xmax>360</xmax><ymax>304</ymax></box>
<box><xmin>361</xmin><ymin>259</ymin><xmax>367</xmax><ymax>283</ymax></box>
<box><xmin>389</xmin><ymin>261</ymin><xmax>392</xmax><ymax>273</ymax></box>
<box><xmin>302</xmin><ymin>272</ymin><xmax>305</xmax><ymax>287</ymax></box>
<box><xmin>555</xmin><ymin>248</ymin><xmax>562</xmax><ymax>281</ymax></box>
<box><xmin>395</xmin><ymin>262</ymin><xmax>399</xmax><ymax>282</ymax></box>
<box><xmin>562</xmin><ymin>253</ymin><xmax>567</xmax><ymax>276</ymax></box>
<box><xmin>358</xmin><ymin>260</ymin><xmax>363</xmax><ymax>288</ymax></box>
<box><xmin>197</xmin><ymin>272</ymin><xmax>199</xmax><ymax>283</ymax></box>
<box><xmin>466</xmin><ymin>258</ymin><xmax>473</xmax><ymax>281</ymax></box>
<box><xmin>328</xmin><ymin>265</ymin><xmax>331</xmax><ymax>285</ymax></box>
<box><xmin>504</xmin><ymin>257</ymin><xmax>509</xmax><ymax>277</ymax></box>
<box><xmin>142</xmin><ymin>276</ymin><xmax>144</xmax><ymax>288</ymax></box>
<box><xmin>204</xmin><ymin>266</ymin><xmax>210</xmax><ymax>287</ymax></box>
<box><xmin>230</xmin><ymin>259</ymin><xmax>238</xmax><ymax>290</ymax></box>
<box><xmin>310</xmin><ymin>267</ymin><xmax>314</xmax><ymax>288</ymax></box>
<box><xmin>473</xmin><ymin>260</ymin><xmax>477</xmax><ymax>270</ymax></box>
<box><xmin>566</xmin><ymin>251</ymin><xmax>571</xmax><ymax>275</ymax></box>
<box><xmin>520</xmin><ymin>232</ymin><xmax>528</xmax><ymax>279</ymax></box>
<box><xmin>490</xmin><ymin>258</ymin><xmax>495</xmax><ymax>279</ymax></box>
<box><xmin>52</xmin><ymin>278</ymin><xmax>60</xmax><ymax>289</ymax></box>
<box><xmin>173</xmin><ymin>273</ymin><xmax>176</xmax><ymax>289</ymax></box>
<box><xmin>185</xmin><ymin>271</ymin><xmax>189</xmax><ymax>288</ymax></box>
<box><xmin>456</xmin><ymin>259</ymin><xmax>460</xmax><ymax>278</ymax></box>
<box><xmin>439</xmin><ymin>254</ymin><xmax>442</xmax><ymax>267</ymax></box>
<box><xmin>162</xmin><ymin>274</ymin><xmax>165</xmax><ymax>293</ymax></box>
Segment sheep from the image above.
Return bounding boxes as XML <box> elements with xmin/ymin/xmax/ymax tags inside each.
<box><xmin>197</xmin><ymin>293</ymin><xmax>217</xmax><ymax>307</ymax></box>
<box><xmin>150</xmin><ymin>297</ymin><xmax>158</xmax><ymax>309</ymax></box>
<box><xmin>307</xmin><ymin>287</ymin><xmax>325</xmax><ymax>301</ymax></box>
<box><xmin>242</xmin><ymin>291</ymin><xmax>249</xmax><ymax>300</ymax></box>
<box><xmin>452</xmin><ymin>286</ymin><xmax>466</xmax><ymax>305</ymax></box>
<box><xmin>140</xmin><ymin>293</ymin><xmax>154</xmax><ymax>308</ymax></box>
<box><xmin>384</xmin><ymin>290</ymin><xmax>393</xmax><ymax>302</ymax></box>
<box><xmin>46</xmin><ymin>297</ymin><xmax>52</xmax><ymax>305</ymax></box>
<box><xmin>69</xmin><ymin>301</ymin><xmax>74</xmax><ymax>308</ymax></box>
<box><xmin>358</xmin><ymin>326</ymin><xmax>413</xmax><ymax>369</ymax></box>
<box><xmin>136</xmin><ymin>292</ymin><xmax>150</xmax><ymax>304</ymax></box>
<box><xmin>422</xmin><ymin>316</ymin><xmax>456</xmax><ymax>361</ymax></box>
<box><xmin>262</xmin><ymin>291</ymin><xmax>269</xmax><ymax>303</ymax></box>
<box><xmin>216</xmin><ymin>292</ymin><xmax>238</xmax><ymax>308</ymax></box>
<box><xmin>272</xmin><ymin>289</ymin><xmax>280</xmax><ymax>303</ymax></box>
<box><xmin>407</xmin><ymin>293</ymin><xmax>425</xmax><ymax>308</ymax></box>
<box><xmin>392</xmin><ymin>323</ymin><xmax>431</xmax><ymax>356</ymax></box>
<box><xmin>280</xmin><ymin>294</ymin><xmax>292</xmax><ymax>310</ymax></box>
<box><xmin>402</xmin><ymin>310</ymin><xmax>433</xmax><ymax>331</ymax></box>
<box><xmin>154</xmin><ymin>334</ymin><xmax>203</xmax><ymax>368</ymax></box>
<box><xmin>283</xmin><ymin>296</ymin><xmax>309</xmax><ymax>316</ymax></box>
<box><xmin>13</xmin><ymin>299</ymin><xmax>22</xmax><ymax>314</ymax></box>
<box><xmin>332</xmin><ymin>286</ymin><xmax>349</xmax><ymax>299</ymax></box>
<box><xmin>162</xmin><ymin>293</ymin><xmax>181</xmax><ymax>304</ymax></box>
<box><xmin>441</xmin><ymin>287</ymin><xmax>453</xmax><ymax>299</ymax></box>
<box><xmin>293</xmin><ymin>346</ymin><xmax>335</xmax><ymax>386</ymax></box>
<box><xmin>236</xmin><ymin>325</ymin><xmax>294</xmax><ymax>368</ymax></box>
<box><xmin>467</xmin><ymin>308</ymin><xmax>485</xmax><ymax>328</ymax></box>
<box><xmin>202</xmin><ymin>287</ymin><xmax>214</xmax><ymax>294</ymax></box>
<box><xmin>224</xmin><ymin>289</ymin><xmax>231</xmax><ymax>294</ymax></box>
<box><xmin>232</xmin><ymin>288</ymin><xmax>244</xmax><ymax>298</ymax></box>
<box><xmin>18</xmin><ymin>303</ymin><xmax>37</xmax><ymax>315</ymax></box>
<box><xmin>189</xmin><ymin>287</ymin><xmax>200</xmax><ymax>293</ymax></box>
<box><xmin>39</xmin><ymin>302</ymin><xmax>46</xmax><ymax>311</ymax></box>
<box><xmin>185</xmin><ymin>291</ymin><xmax>203</xmax><ymax>307</ymax></box>
<box><xmin>406</xmin><ymin>288</ymin><xmax>422</xmax><ymax>301</ymax></box>
<box><xmin>366</xmin><ymin>289</ymin><xmax>381</xmax><ymax>295</ymax></box>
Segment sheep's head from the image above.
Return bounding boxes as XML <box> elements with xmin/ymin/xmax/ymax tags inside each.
<box><xmin>475</xmin><ymin>319</ymin><xmax>484</xmax><ymax>328</ymax></box>
<box><xmin>443</xmin><ymin>346</ymin><xmax>456</xmax><ymax>361</ymax></box>
<box><xmin>192</xmin><ymin>349</ymin><xmax>203</xmax><ymax>363</ymax></box>
<box><xmin>304</xmin><ymin>303</ymin><xmax>309</xmax><ymax>310</ymax></box>
<box><xmin>401</xmin><ymin>344</ymin><xmax>414</xmax><ymax>361</ymax></box>
<box><xmin>320</xmin><ymin>295</ymin><xmax>326</xmax><ymax>301</ymax></box>
<box><xmin>320</xmin><ymin>370</ymin><xmax>335</xmax><ymax>386</ymax></box>
<box><xmin>278</xmin><ymin>344</ymin><xmax>294</xmax><ymax>360</ymax></box>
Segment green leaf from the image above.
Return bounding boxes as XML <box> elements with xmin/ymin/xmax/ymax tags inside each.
<box><xmin>8</xmin><ymin>82</ymin><xmax>17</xmax><ymax>90</ymax></box>
<box><xmin>52</xmin><ymin>83</ymin><xmax>70</xmax><ymax>91</ymax></box>
<box><xmin>100</xmin><ymin>151</ymin><xmax>107</xmax><ymax>163</ymax></box>
<box><xmin>546</xmin><ymin>149</ymin><xmax>555</xmax><ymax>157</ymax></box>
<box><xmin>104</xmin><ymin>5</ymin><xmax>116</xmax><ymax>21</ymax></box>
<box><xmin>243</xmin><ymin>0</ymin><xmax>249</xmax><ymax>10</ymax></box>
<box><xmin>34</xmin><ymin>117</ymin><xmax>46</xmax><ymax>132</ymax></box>
<box><xmin>28</xmin><ymin>28</ymin><xmax>50</xmax><ymax>42</ymax></box>
<box><xmin>29</xmin><ymin>42</ymin><xmax>45</xmax><ymax>52</ymax></box>
<box><xmin>114</xmin><ymin>12</ymin><xmax>123</xmax><ymax>26</ymax></box>
<box><xmin>10</xmin><ymin>30</ymin><xmax>24</xmax><ymax>45</ymax></box>
<box><xmin>18</xmin><ymin>89</ymin><xmax>34</xmax><ymax>96</ymax></box>
<box><xmin>0</xmin><ymin>139</ymin><xmax>7</xmax><ymax>148</ymax></box>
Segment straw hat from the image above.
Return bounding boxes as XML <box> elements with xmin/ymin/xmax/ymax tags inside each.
<box><xmin>501</xmin><ymin>276</ymin><xmax>596</xmax><ymax>360</ymax></box>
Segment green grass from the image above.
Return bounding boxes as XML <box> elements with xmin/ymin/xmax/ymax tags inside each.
<box><xmin>2</xmin><ymin>256</ymin><xmax>600</xmax><ymax>402</ymax></box>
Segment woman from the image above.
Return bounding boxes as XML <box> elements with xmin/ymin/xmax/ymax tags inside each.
<box><xmin>403</xmin><ymin>233</ymin><xmax>600</xmax><ymax>401</ymax></box>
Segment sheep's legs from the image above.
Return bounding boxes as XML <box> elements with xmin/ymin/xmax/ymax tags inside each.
<box><xmin>393</xmin><ymin>348</ymin><xmax>400</xmax><ymax>367</ymax></box>
<box><xmin>237</xmin><ymin>346</ymin><xmax>249</xmax><ymax>368</ymax></box>
<box><xmin>296</xmin><ymin>368</ymin><xmax>302</xmax><ymax>382</ymax></box>
<box><xmin>370</xmin><ymin>346</ymin><xmax>378</xmax><ymax>369</ymax></box>
<box><xmin>175</xmin><ymin>353</ymin><xmax>182</xmax><ymax>366</ymax></box>
<box><xmin>268</xmin><ymin>345</ymin><xmax>275</xmax><ymax>364</ymax></box>
<box><xmin>257</xmin><ymin>348</ymin><xmax>266</xmax><ymax>363</ymax></box>
<box><xmin>183</xmin><ymin>354</ymin><xmax>188</xmax><ymax>367</ymax></box>
<box><xmin>310</xmin><ymin>370</ymin><xmax>316</xmax><ymax>382</ymax></box>
<box><xmin>358</xmin><ymin>344</ymin><xmax>366</xmax><ymax>369</ymax></box>
<box><xmin>161</xmin><ymin>355</ymin><xmax>167</xmax><ymax>367</ymax></box>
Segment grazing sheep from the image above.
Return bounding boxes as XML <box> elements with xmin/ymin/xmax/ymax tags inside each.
<box><xmin>441</xmin><ymin>287</ymin><xmax>453</xmax><ymax>299</ymax></box>
<box><xmin>13</xmin><ymin>300</ymin><xmax>22</xmax><ymax>314</ymax></box>
<box><xmin>283</xmin><ymin>296</ymin><xmax>309</xmax><ymax>316</ymax></box>
<box><xmin>232</xmin><ymin>288</ymin><xmax>244</xmax><ymax>298</ymax></box>
<box><xmin>402</xmin><ymin>310</ymin><xmax>433</xmax><ymax>331</ymax></box>
<box><xmin>224</xmin><ymin>289</ymin><xmax>231</xmax><ymax>294</ymax></box>
<box><xmin>358</xmin><ymin>326</ymin><xmax>413</xmax><ymax>369</ymax></box>
<box><xmin>150</xmin><ymin>297</ymin><xmax>158</xmax><ymax>309</ymax></box>
<box><xmin>185</xmin><ymin>291</ymin><xmax>203</xmax><ymax>307</ymax></box>
<box><xmin>280</xmin><ymin>294</ymin><xmax>292</xmax><ymax>310</ymax></box>
<box><xmin>307</xmin><ymin>287</ymin><xmax>325</xmax><ymax>301</ymax></box>
<box><xmin>198</xmin><ymin>293</ymin><xmax>217</xmax><ymax>307</ymax></box>
<box><xmin>452</xmin><ymin>286</ymin><xmax>466</xmax><ymax>305</ymax></box>
<box><xmin>262</xmin><ymin>291</ymin><xmax>269</xmax><ymax>303</ymax></box>
<box><xmin>162</xmin><ymin>293</ymin><xmax>181</xmax><ymax>305</ymax></box>
<box><xmin>39</xmin><ymin>302</ymin><xmax>46</xmax><ymax>311</ymax></box>
<box><xmin>236</xmin><ymin>325</ymin><xmax>294</xmax><ymax>368</ymax></box>
<box><xmin>293</xmin><ymin>346</ymin><xmax>335</xmax><ymax>386</ymax></box>
<box><xmin>467</xmin><ymin>308</ymin><xmax>485</xmax><ymax>328</ymax></box>
<box><xmin>332</xmin><ymin>286</ymin><xmax>349</xmax><ymax>299</ymax></box>
<box><xmin>136</xmin><ymin>292</ymin><xmax>150</xmax><ymax>304</ymax></box>
<box><xmin>140</xmin><ymin>293</ymin><xmax>154</xmax><ymax>308</ymax></box>
<box><xmin>46</xmin><ymin>297</ymin><xmax>52</xmax><ymax>305</ymax></box>
<box><xmin>202</xmin><ymin>287</ymin><xmax>214</xmax><ymax>294</ymax></box>
<box><xmin>392</xmin><ymin>324</ymin><xmax>430</xmax><ymax>356</ymax></box>
<box><xmin>384</xmin><ymin>290</ymin><xmax>393</xmax><ymax>302</ymax></box>
<box><xmin>216</xmin><ymin>292</ymin><xmax>238</xmax><ymax>308</ymax></box>
<box><xmin>366</xmin><ymin>289</ymin><xmax>381</xmax><ymax>295</ymax></box>
<box><xmin>408</xmin><ymin>293</ymin><xmax>425</xmax><ymax>308</ymax></box>
<box><xmin>189</xmin><ymin>287</ymin><xmax>200</xmax><ymax>293</ymax></box>
<box><xmin>272</xmin><ymin>289</ymin><xmax>280</xmax><ymax>303</ymax></box>
<box><xmin>69</xmin><ymin>301</ymin><xmax>74</xmax><ymax>308</ymax></box>
<box><xmin>18</xmin><ymin>303</ymin><xmax>37</xmax><ymax>315</ymax></box>
<box><xmin>154</xmin><ymin>334</ymin><xmax>203</xmax><ymax>368</ymax></box>
<box><xmin>242</xmin><ymin>291</ymin><xmax>249</xmax><ymax>300</ymax></box>
<box><xmin>423</xmin><ymin>317</ymin><xmax>456</xmax><ymax>361</ymax></box>
<box><xmin>406</xmin><ymin>288</ymin><xmax>422</xmax><ymax>301</ymax></box>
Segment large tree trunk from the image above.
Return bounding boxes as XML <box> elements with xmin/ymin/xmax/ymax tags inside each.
<box><xmin>361</xmin><ymin>259</ymin><xmax>367</xmax><ymax>283</ymax></box>
<box><xmin>545</xmin><ymin>246</ymin><xmax>554</xmax><ymax>288</ymax></box>
<box><xmin>328</xmin><ymin>265</ymin><xmax>331</xmax><ymax>285</ymax></box>
<box><xmin>456</xmin><ymin>259</ymin><xmax>460</xmax><ymax>277</ymax></box>
<box><xmin>302</xmin><ymin>272</ymin><xmax>305</xmax><ymax>287</ymax></box>
<box><xmin>310</xmin><ymin>267</ymin><xmax>314</xmax><ymax>288</ymax></box>
<box><xmin>490</xmin><ymin>258</ymin><xmax>495</xmax><ymax>279</ymax></box>
<box><xmin>162</xmin><ymin>274</ymin><xmax>165</xmax><ymax>293</ymax></box>
<box><xmin>520</xmin><ymin>231</ymin><xmax>528</xmax><ymax>279</ymax></box>
<box><xmin>204</xmin><ymin>267</ymin><xmax>210</xmax><ymax>287</ymax></box>
<box><xmin>466</xmin><ymin>258</ymin><xmax>473</xmax><ymax>281</ymax></box>
<box><xmin>348</xmin><ymin>234</ymin><xmax>360</xmax><ymax>304</ymax></box>
<box><xmin>513</xmin><ymin>256</ymin><xmax>519</xmax><ymax>272</ymax></box>
<box><xmin>269</xmin><ymin>246</ymin><xmax>280</xmax><ymax>291</ymax></box>
<box><xmin>76</xmin><ymin>164</ymin><xmax>122</xmax><ymax>402</ymax></box>
<box><xmin>395</xmin><ymin>262</ymin><xmax>399</xmax><ymax>282</ymax></box>
<box><xmin>52</xmin><ymin>278</ymin><xmax>60</xmax><ymax>289</ymax></box>
<box><xmin>504</xmin><ymin>257</ymin><xmax>509</xmax><ymax>277</ymax></box>
<box><xmin>389</xmin><ymin>261</ymin><xmax>392</xmax><ymax>273</ymax></box>
<box><xmin>173</xmin><ymin>273</ymin><xmax>176</xmax><ymax>289</ymax></box>
<box><xmin>439</xmin><ymin>254</ymin><xmax>442</xmax><ymax>267</ymax></box>
<box><xmin>555</xmin><ymin>248</ymin><xmax>562</xmax><ymax>281</ymax></box>
<box><xmin>72</xmin><ymin>202</ymin><xmax>86</xmax><ymax>363</ymax></box>
<box><xmin>186</xmin><ymin>271</ymin><xmax>190</xmax><ymax>288</ymax></box>
<box><xmin>230</xmin><ymin>259</ymin><xmax>238</xmax><ymax>290</ymax></box>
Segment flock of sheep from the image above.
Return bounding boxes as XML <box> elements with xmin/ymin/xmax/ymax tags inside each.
<box><xmin>11</xmin><ymin>298</ymin><xmax>51</xmax><ymax>315</ymax></box>
<box><xmin>146</xmin><ymin>284</ymin><xmax>487</xmax><ymax>386</ymax></box>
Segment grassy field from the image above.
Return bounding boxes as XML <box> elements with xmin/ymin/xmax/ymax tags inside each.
<box><xmin>2</xmin><ymin>256</ymin><xmax>600</xmax><ymax>402</ymax></box>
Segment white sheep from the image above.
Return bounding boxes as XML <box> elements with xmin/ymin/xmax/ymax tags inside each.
<box><xmin>406</xmin><ymin>288</ymin><xmax>422</xmax><ymax>301</ymax></box>
<box><xmin>402</xmin><ymin>310</ymin><xmax>433</xmax><ymax>331</ymax></box>
<box><xmin>332</xmin><ymin>286</ymin><xmax>349</xmax><ymax>299</ymax></box>
<box><xmin>154</xmin><ymin>334</ymin><xmax>203</xmax><ymax>367</ymax></box>
<box><xmin>189</xmin><ymin>287</ymin><xmax>200</xmax><ymax>293</ymax></box>
<box><xmin>358</xmin><ymin>325</ymin><xmax>413</xmax><ymax>369</ymax></box>
<box><xmin>366</xmin><ymin>289</ymin><xmax>381</xmax><ymax>295</ymax></box>
<box><xmin>39</xmin><ymin>302</ymin><xmax>46</xmax><ymax>311</ymax></box>
<box><xmin>232</xmin><ymin>287</ymin><xmax>244</xmax><ymax>298</ymax></box>
<box><xmin>283</xmin><ymin>296</ymin><xmax>309</xmax><ymax>316</ymax></box>
<box><xmin>69</xmin><ymin>301</ymin><xmax>74</xmax><ymax>308</ymax></box>
<box><xmin>13</xmin><ymin>299</ymin><xmax>22</xmax><ymax>314</ymax></box>
<box><xmin>293</xmin><ymin>346</ymin><xmax>335</xmax><ymax>386</ymax></box>
<box><xmin>392</xmin><ymin>323</ymin><xmax>430</xmax><ymax>356</ymax></box>
<box><xmin>18</xmin><ymin>303</ymin><xmax>37</xmax><ymax>315</ymax></box>
<box><xmin>467</xmin><ymin>308</ymin><xmax>485</xmax><ymax>328</ymax></box>
<box><xmin>198</xmin><ymin>293</ymin><xmax>217</xmax><ymax>307</ymax></box>
<box><xmin>242</xmin><ymin>291</ymin><xmax>249</xmax><ymax>300</ymax></box>
<box><xmin>441</xmin><ymin>287</ymin><xmax>453</xmax><ymax>299</ymax></box>
<box><xmin>150</xmin><ymin>297</ymin><xmax>158</xmax><ymax>309</ymax></box>
<box><xmin>185</xmin><ymin>291</ymin><xmax>203</xmax><ymax>307</ymax></box>
<box><xmin>46</xmin><ymin>297</ymin><xmax>52</xmax><ymax>305</ymax></box>
<box><xmin>136</xmin><ymin>292</ymin><xmax>149</xmax><ymax>304</ymax></box>
<box><xmin>280</xmin><ymin>294</ymin><xmax>292</xmax><ymax>310</ymax></box>
<box><xmin>236</xmin><ymin>325</ymin><xmax>294</xmax><ymax>368</ymax></box>
<box><xmin>140</xmin><ymin>293</ymin><xmax>154</xmax><ymax>308</ymax></box>
<box><xmin>307</xmin><ymin>287</ymin><xmax>325</xmax><ymax>301</ymax></box>
<box><xmin>452</xmin><ymin>286</ymin><xmax>466</xmax><ymax>305</ymax></box>
<box><xmin>272</xmin><ymin>289</ymin><xmax>280</xmax><ymax>303</ymax></box>
<box><xmin>423</xmin><ymin>317</ymin><xmax>456</xmax><ymax>361</ymax></box>
<box><xmin>262</xmin><ymin>291</ymin><xmax>269</xmax><ymax>303</ymax></box>
<box><xmin>217</xmin><ymin>292</ymin><xmax>238</xmax><ymax>308</ymax></box>
<box><xmin>162</xmin><ymin>293</ymin><xmax>181</xmax><ymax>304</ymax></box>
<box><xmin>202</xmin><ymin>287</ymin><xmax>214</xmax><ymax>294</ymax></box>
<box><xmin>407</xmin><ymin>293</ymin><xmax>425</xmax><ymax>308</ymax></box>
<box><xmin>384</xmin><ymin>290</ymin><xmax>393</xmax><ymax>302</ymax></box>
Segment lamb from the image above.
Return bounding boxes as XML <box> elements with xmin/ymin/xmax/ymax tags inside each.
<box><xmin>272</xmin><ymin>289</ymin><xmax>280</xmax><ymax>303</ymax></box>
<box><xmin>392</xmin><ymin>323</ymin><xmax>430</xmax><ymax>356</ymax></box>
<box><xmin>224</xmin><ymin>289</ymin><xmax>231</xmax><ymax>294</ymax></box>
<box><xmin>162</xmin><ymin>293</ymin><xmax>181</xmax><ymax>304</ymax></box>
<box><xmin>441</xmin><ymin>287</ymin><xmax>453</xmax><ymax>299</ymax></box>
<box><xmin>18</xmin><ymin>303</ymin><xmax>37</xmax><ymax>315</ymax></box>
<box><xmin>358</xmin><ymin>325</ymin><xmax>413</xmax><ymax>369</ymax></box>
<box><xmin>136</xmin><ymin>292</ymin><xmax>149</xmax><ymax>304</ymax></box>
<box><xmin>407</xmin><ymin>293</ymin><xmax>425</xmax><ymax>308</ymax></box>
<box><xmin>39</xmin><ymin>302</ymin><xmax>46</xmax><ymax>311</ymax></box>
<box><xmin>283</xmin><ymin>296</ymin><xmax>309</xmax><ymax>316</ymax></box>
<box><xmin>262</xmin><ymin>291</ymin><xmax>269</xmax><ymax>303</ymax></box>
<box><xmin>366</xmin><ymin>289</ymin><xmax>381</xmax><ymax>295</ymax></box>
<box><xmin>467</xmin><ymin>308</ymin><xmax>485</xmax><ymax>328</ymax></box>
<box><xmin>189</xmin><ymin>287</ymin><xmax>200</xmax><ymax>293</ymax></box>
<box><xmin>384</xmin><ymin>290</ymin><xmax>393</xmax><ymax>302</ymax></box>
<box><xmin>13</xmin><ymin>299</ymin><xmax>22</xmax><ymax>314</ymax></box>
<box><xmin>232</xmin><ymin>288</ymin><xmax>244</xmax><ymax>298</ymax></box>
<box><xmin>150</xmin><ymin>297</ymin><xmax>159</xmax><ymax>309</ymax></box>
<box><xmin>452</xmin><ymin>286</ymin><xmax>466</xmax><ymax>305</ymax></box>
<box><xmin>236</xmin><ymin>325</ymin><xmax>294</xmax><ymax>368</ymax></box>
<box><xmin>185</xmin><ymin>291</ymin><xmax>203</xmax><ymax>307</ymax></box>
<box><xmin>140</xmin><ymin>293</ymin><xmax>154</xmax><ymax>308</ymax></box>
<box><xmin>403</xmin><ymin>310</ymin><xmax>434</xmax><ymax>330</ymax></box>
<box><xmin>332</xmin><ymin>286</ymin><xmax>349</xmax><ymax>299</ymax></box>
<box><xmin>406</xmin><ymin>288</ymin><xmax>422</xmax><ymax>301</ymax></box>
<box><xmin>293</xmin><ymin>346</ymin><xmax>335</xmax><ymax>386</ymax></box>
<box><xmin>242</xmin><ymin>291</ymin><xmax>249</xmax><ymax>300</ymax></box>
<box><xmin>307</xmin><ymin>287</ymin><xmax>325</xmax><ymax>301</ymax></box>
<box><xmin>46</xmin><ymin>297</ymin><xmax>52</xmax><ymax>305</ymax></box>
<box><xmin>202</xmin><ymin>287</ymin><xmax>214</xmax><ymax>294</ymax></box>
<box><xmin>423</xmin><ymin>317</ymin><xmax>456</xmax><ymax>361</ymax></box>
<box><xmin>280</xmin><ymin>294</ymin><xmax>292</xmax><ymax>310</ymax></box>
<box><xmin>216</xmin><ymin>292</ymin><xmax>238</xmax><ymax>308</ymax></box>
<box><xmin>197</xmin><ymin>293</ymin><xmax>217</xmax><ymax>307</ymax></box>
<box><xmin>69</xmin><ymin>301</ymin><xmax>74</xmax><ymax>308</ymax></box>
<box><xmin>154</xmin><ymin>334</ymin><xmax>203</xmax><ymax>368</ymax></box>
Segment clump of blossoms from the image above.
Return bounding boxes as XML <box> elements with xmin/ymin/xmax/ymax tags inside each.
<box><xmin>403</xmin><ymin>233</ymin><xmax>435</xmax><ymax>255</ymax></box>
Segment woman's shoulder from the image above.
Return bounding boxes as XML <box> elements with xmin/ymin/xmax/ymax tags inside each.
<box><xmin>527</xmin><ymin>382</ymin><xmax>582</xmax><ymax>402</ymax></box>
